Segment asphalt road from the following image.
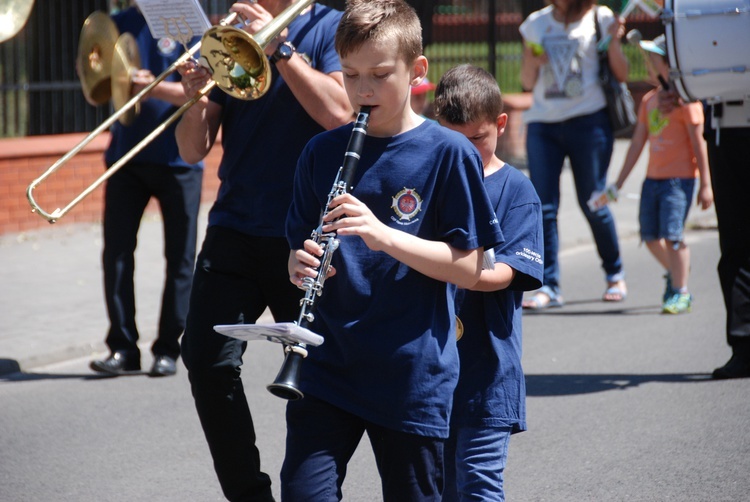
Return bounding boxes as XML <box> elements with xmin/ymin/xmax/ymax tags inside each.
<box><xmin>2</xmin><ymin>228</ymin><xmax>747</xmax><ymax>501</ymax></box>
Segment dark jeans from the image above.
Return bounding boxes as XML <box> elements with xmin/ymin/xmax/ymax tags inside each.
<box><xmin>526</xmin><ymin>109</ymin><xmax>623</xmax><ymax>293</ymax></box>
<box><xmin>281</xmin><ymin>395</ymin><xmax>445</xmax><ymax>502</ymax></box>
<box><xmin>181</xmin><ymin>226</ymin><xmax>302</xmax><ymax>502</ymax></box>
<box><xmin>102</xmin><ymin>162</ymin><xmax>202</xmax><ymax>360</ymax></box>
<box><xmin>706</xmin><ymin>132</ymin><xmax>750</xmax><ymax>343</ymax></box>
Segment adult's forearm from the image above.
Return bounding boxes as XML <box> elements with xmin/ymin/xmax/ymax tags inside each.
<box><xmin>175</xmin><ymin>103</ymin><xmax>216</xmax><ymax>164</ymax></box>
<box><xmin>275</xmin><ymin>58</ymin><xmax>352</xmax><ymax>130</ymax></box>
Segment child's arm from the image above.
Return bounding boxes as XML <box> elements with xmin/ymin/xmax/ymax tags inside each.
<box><xmin>468</xmin><ymin>263</ymin><xmax>516</xmax><ymax>293</ymax></box>
<box><xmin>615</xmin><ymin>119</ymin><xmax>648</xmax><ymax>191</ymax></box>
<box><xmin>319</xmin><ymin>193</ymin><xmax>483</xmax><ymax>289</ymax></box>
<box><xmin>685</xmin><ymin>120</ymin><xmax>714</xmax><ymax>210</ymax></box>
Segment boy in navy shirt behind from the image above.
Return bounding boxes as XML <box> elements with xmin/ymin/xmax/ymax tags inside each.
<box><xmin>434</xmin><ymin>64</ymin><xmax>543</xmax><ymax>502</ymax></box>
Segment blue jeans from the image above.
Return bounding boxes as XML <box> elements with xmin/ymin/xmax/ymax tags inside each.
<box><xmin>526</xmin><ymin>109</ymin><xmax>623</xmax><ymax>293</ymax></box>
<box><xmin>639</xmin><ymin>177</ymin><xmax>695</xmax><ymax>243</ymax></box>
<box><xmin>443</xmin><ymin>426</ymin><xmax>512</xmax><ymax>501</ymax></box>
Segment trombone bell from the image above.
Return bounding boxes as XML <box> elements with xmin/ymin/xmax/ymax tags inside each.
<box><xmin>200</xmin><ymin>26</ymin><xmax>270</xmax><ymax>100</ymax></box>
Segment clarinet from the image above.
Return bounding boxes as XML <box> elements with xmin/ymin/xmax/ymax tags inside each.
<box><xmin>267</xmin><ymin>106</ymin><xmax>371</xmax><ymax>400</ymax></box>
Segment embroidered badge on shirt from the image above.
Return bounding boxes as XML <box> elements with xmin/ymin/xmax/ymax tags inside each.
<box><xmin>158</xmin><ymin>37</ymin><xmax>178</xmax><ymax>55</ymax></box>
<box><xmin>391</xmin><ymin>188</ymin><xmax>423</xmax><ymax>221</ymax></box>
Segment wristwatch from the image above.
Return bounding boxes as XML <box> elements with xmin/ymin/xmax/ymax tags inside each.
<box><xmin>271</xmin><ymin>41</ymin><xmax>296</xmax><ymax>64</ymax></box>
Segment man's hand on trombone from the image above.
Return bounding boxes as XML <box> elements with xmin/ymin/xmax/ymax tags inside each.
<box><xmin>176</xmin><ymin>61</ymin><xmax>212</xmax><ymax>107</ymax></box>
<box><xmin>230</xmin><ymin>0</ymin><xmax>288</xmax><ymax>56</ymax></box>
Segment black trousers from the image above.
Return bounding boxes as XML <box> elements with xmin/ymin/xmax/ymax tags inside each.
<box><xmin>706</xmin><ymin>132</ymin><xmax>750</xmax><ymax>344</ymax></box>
<box><xmin>181</xmin><ymin>226</ymin><xmax>302</xmax><ymax>502</ymax></box>
<box><xmin>102</xmin><ymin>162</ymin><xmax>202</xmax><ymax>360</ymax></box>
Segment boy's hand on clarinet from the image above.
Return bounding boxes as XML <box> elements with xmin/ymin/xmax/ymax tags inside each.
<box><xmin>323</xmin><ymin>193</ymin><xmax>391</xmax><ymax>252</ymax></box>
<box><xmin>288</xmin><ymin>240</ymin><xmax>337</xmax><ymax>288</ymax></box>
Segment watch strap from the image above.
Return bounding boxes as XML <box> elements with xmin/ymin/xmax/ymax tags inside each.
<box><xmin>271</xmin><ymin>41</ymin><xmax>296</xmax><ymax>64</ymax></box>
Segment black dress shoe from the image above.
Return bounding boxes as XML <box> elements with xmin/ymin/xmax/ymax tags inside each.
<box><xmin>149</xmin><ymin>355</ymin><xmax>177</xmax><ymax>377</ymax></box>
<box><xmin>90</xmin><ymin>352</ymin><xmax>141</xmax><ymax>376</ymax></box>
<box><xmin>712</xmin><ymin>353</ymin><xmax>750</xmax><ymax>380</ymax></box>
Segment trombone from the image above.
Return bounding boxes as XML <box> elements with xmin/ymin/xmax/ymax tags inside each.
<box><xmin>26</xmin><ymin>0</ymin><xmax>315</xmax><ymax>223</ymax></box>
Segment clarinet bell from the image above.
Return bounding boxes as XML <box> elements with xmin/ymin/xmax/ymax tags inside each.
<box><xmin>267</xmin><ymin>350</ymin><xmax>305</xmax><ymax>400</ymax></box>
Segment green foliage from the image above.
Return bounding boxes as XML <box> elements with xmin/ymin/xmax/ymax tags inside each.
<box><xmin>425</xmin><ymin>40</ymin><xmax>647</xmax><ymax>95</ymax></box>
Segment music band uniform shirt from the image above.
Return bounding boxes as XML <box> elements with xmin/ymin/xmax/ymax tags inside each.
<box><xmin>286</xmin><ymin>119</ymin><xmax>505</xmax><ymax>438</ymax></box>
<box><xmin>452</xmin><ymin>165</ymin><xmax>543</xmax><ymax>431</ymax></box>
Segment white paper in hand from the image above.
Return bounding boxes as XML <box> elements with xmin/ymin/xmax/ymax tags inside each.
<box><xmin>135</xmin><ymin>0</ymin><xmax>211</xmax><ymax>42</ymax></box>
<box><xmin>482</xmin><ymin>248</ymin><xmax>496</xmax><ymax>270</ymax></box>
<box><xmin>213</xmin><ymin>322</ymin><xmax>325</xmax><ymax>347</ymax></box>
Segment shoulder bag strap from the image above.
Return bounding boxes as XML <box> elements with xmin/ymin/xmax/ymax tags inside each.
<box><xmin>594</xmin><ymin>7</ymin><xmax>609</xmax><ymax>79</ymax></box>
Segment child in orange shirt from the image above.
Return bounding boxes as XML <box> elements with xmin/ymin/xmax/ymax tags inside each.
<box><xmin>614</xmin><ymin>35</ymin><xmax>713</xmax><ymax>314</ymax></box>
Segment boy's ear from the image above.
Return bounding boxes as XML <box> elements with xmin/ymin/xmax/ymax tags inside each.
<box><xmin>496</xmin><ymin>113</ymin><xmax>509</xmax><ymax>137</ymax></box>
<box><xmin>410</xmin><ymin>55</ymin><xmax>429</xmax><ymax>86</ymax></box>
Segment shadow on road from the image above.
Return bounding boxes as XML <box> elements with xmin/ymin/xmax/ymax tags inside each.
<box><xmin>523</xmin><ymin>299</ymin><xmax>661</xmax><ymax>317</ymax></box>
<box><xmin>0</xmin><ymin>367</ymin><xmax>149</xmax><ymax>382</ymax></box>
<box><xmin>526</xmin><ymin>372</ymin><xmax>712</xmax><ymax>396</ymax></box>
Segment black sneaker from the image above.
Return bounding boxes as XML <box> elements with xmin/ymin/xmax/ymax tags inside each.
<box><xmin>90</xmin><ymin>352</ymin><xmax>141</xmax><ymax>376</ymax></box>
<box><xmin>149</xmin><ymin>355</ymin><xmax>177</xmax><ymax>377</ymax></box>
<box><xmin>712</xmin><ymin>353</ymin><xmax>750</xmax><ymax>380</ymax></box>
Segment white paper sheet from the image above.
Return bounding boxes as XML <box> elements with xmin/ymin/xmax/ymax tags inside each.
<box><xmin>135</xmin><ymin>0</ymin><xmax>210</xmax><ymax>42</ymax></box>
<box><xmin>213</xmin><ymin>322</ymin><xmax>325</xmax><ymax>347</ymax></box>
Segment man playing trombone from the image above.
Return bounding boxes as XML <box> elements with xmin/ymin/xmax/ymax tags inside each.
<box><xmin>89</xmin><ymin>1</ymin><xmax>204</xmax><ymax>378</ymax></box>
<box><xmin>175</xmin><ymin>1</ymin><xmax>352</xmax><ymax>499</ymax></box>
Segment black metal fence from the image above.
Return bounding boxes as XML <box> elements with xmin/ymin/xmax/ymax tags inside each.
<box><xmin>0</xmin><ymin>0</ymin><xmax>663</xmax><ymax>138</ymax></box>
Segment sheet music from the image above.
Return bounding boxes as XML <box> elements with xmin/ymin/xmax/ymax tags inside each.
<box><xmin>213</xmin><ymin>323</ymin><xmax>325</xmax><ymax>347</ymax></box>
<box><xmin>135</xmin><ymin>0</ymin><xmax>211</xmax><ymax>42</ymax></box>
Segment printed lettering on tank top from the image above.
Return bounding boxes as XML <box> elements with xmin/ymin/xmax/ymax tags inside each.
<box><xmin>543</xmin><ymin>35</ymin><xmax>583</xmax><ymax>99</ymax></box>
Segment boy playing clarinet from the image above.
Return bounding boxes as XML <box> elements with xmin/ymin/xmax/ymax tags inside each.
<box><xmin>282</xmin><ymin>1</ymin><xmax>503</xmax><ymax>499</ymax></box>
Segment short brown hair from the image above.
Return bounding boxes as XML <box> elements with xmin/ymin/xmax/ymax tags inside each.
<box><xmin>335</xmin><ymin>0</ymin><xmax>423</xmax><ymax>63</ymax></box>
<box><xmin>550</xmin><ymin>0</ymin><xmax>597</xmax><ymax>24</ymax></box>
<box><xmin>433</xmin><ymin>64</ymin><xmax>503</xmax><ymax>125</ymax></box>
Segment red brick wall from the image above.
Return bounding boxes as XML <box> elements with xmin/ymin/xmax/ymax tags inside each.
<box><xmin>0</xmin><ymin>133</ymin><xmax>223</xmax><ymax>235</ymax></box>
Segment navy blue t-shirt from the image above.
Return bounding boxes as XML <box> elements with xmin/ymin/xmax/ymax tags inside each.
<box><xmin>286</xmin><ymin>119</ymin><xmax>504</xmax><ymax>438</ymax></box>
<box><xmin>208</xmin><ymin>5</ymin><xmax>342</xmax><ymax>237</ymax></box>
<box><xmin>106</xmin><ymin>8</ymin><xmax>202</xmax><ymax>170</ymax></box>
<box><xmin>453</xmin><ymin>165</ymin><xmax>543</xmax><ymax>431</ymax></box>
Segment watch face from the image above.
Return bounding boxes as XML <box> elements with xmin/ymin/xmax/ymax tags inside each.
<box><xmin>279</xmin><ymin>43</ymin><xmax>293</xmax><ymax>58</ymax></box>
